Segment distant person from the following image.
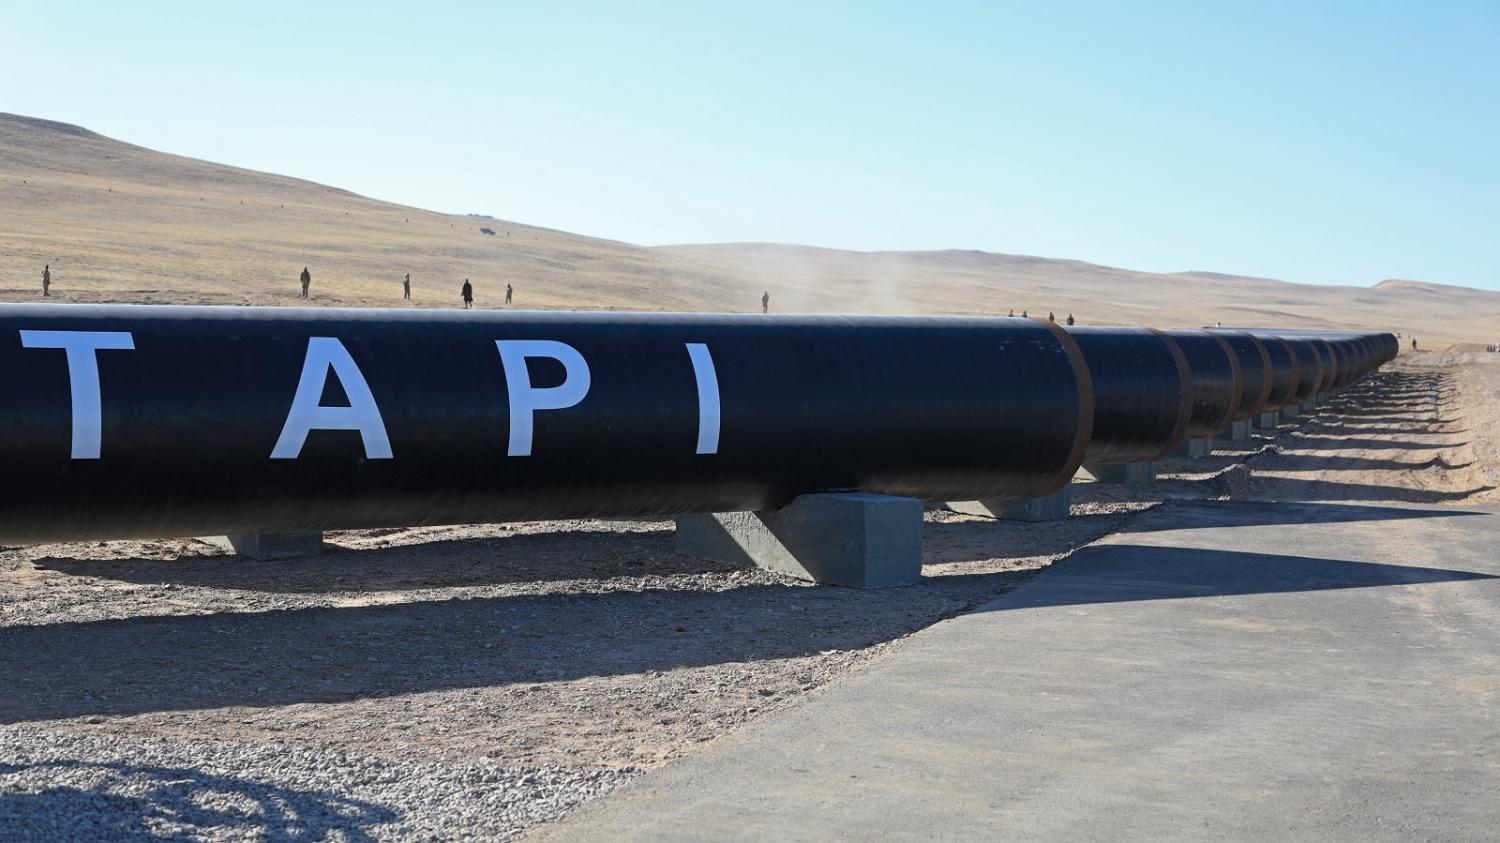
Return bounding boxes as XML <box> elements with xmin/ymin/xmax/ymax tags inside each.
<box><xmin>1411</xmin><ymin>337</ymin><xmax>1418</xmax><ymax>351</ymax></box>
<box><xmin>1022</xmin><ymin>310</ymin><xmax>1028</xmax><ymax>318</ymax></box>
<box><xmin>1066</xmin><ymin>313</ymin><xmax>1075</xmax><ymax>326</ymax></box>
<box><xmin>1008</xmin><ymin>309</ymin><xmax>1014</xmax><ymax>317</ymax></box>
<box><xmin>41</xmin><ymin>264</ymin><xmax>50</xmax><ymax>297</ymax></box>
<box><xmin>762</xmin><ymin>291</ymin><xmax>769</xmax><ymax>314</ymax></box>
<box><xmin>403</xmin><ymin>273</ymin><xmax>411</xmax><ymax>300</ymax></box>
<box><xmin>1048</xmin><ymin>311</ymin><xmax>1055</xmax><ymax>322</ymax></box>
<box><xmin>299</xmin><ymin>267</ymin><xmax>311</xmax><ymax>299</ymax></box>
<box><xmin>506</xmin><ymin>283</ymin><xmax>513</xmax><ymax>304</ymax></box>
<box><xmin>462</xmin><ymin>279</ymin><xmax>474</xmax><ymax>309</ymax></box>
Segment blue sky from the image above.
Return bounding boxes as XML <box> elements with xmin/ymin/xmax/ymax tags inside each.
<box><xmin>4</xmin><ymin>1</ymin><xmax>1497</xmax><ymax>289</ymax></box>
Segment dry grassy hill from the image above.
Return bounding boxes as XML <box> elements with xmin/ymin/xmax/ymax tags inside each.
<box><xmin>2</xmin><ymin>112</ymin><xmax>1495</xmax><ymax>348</ymax></box>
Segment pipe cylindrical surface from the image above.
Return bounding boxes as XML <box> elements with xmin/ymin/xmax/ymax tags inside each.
<box><xmin>1281</xmin><ymin>337</ymin><xmax>1324</xmax><ymax>404</ymax></box>
<box><xmin>1208</xmin><ymin>331</ymin><xmax>1272</xmax><ymax>421</ymax></box>
<box><xmin>0</xmin><ymin>306</ymin><xmax>1094</xmax><ymax>543</ymax></box>
<box><xmin>1214</xmin><ymin>329</ymin><xmax>1396</xmax><ymax>385</ymax></box>
<box><xmin>1065</xmin><ymin>326</ymin><xmax>1190</xmax><ymax>464</ymax></box>
<box><xmin>1161</xmin><ymin>329</ymin><xmax>1242</xmax><ymax>437</ymax></box>
<box><xmin>1315</xmin><ymin>339</ymin><xmax>1339</xmax><ymax>393</ymax></box>
<box><xmin>1261</xmin><ymin>337</ymin><xmax>1301</xmax><ymax>410</ymax></box>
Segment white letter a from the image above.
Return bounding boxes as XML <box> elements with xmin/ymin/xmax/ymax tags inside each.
<box><xmin>271</xmin><ymin>337</ymin><xmax>393</xmax><ymax>459</ymax></box>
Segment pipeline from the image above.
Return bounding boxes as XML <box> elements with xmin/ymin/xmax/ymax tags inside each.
<box><xmin>0</xmin><ymin>304</ymin><xmax>1399</xmax><ymax>545</ymax></box>
<box><xmin>1218</xmin><ymin>329</ymin><xmax>1398</xmax><ymax>385</ymax></box>
<box><xmin>1282</xmin><ymin>337</ymin><xmax>1324</xmax><ymax>405</ymax></box>
<box><xmin>1207</xmin><ymin>331</ymin><xmax>1272</xmax><ymax>422</ymax></box>
<box><xmin>1260</xmin><ymin>336</ymin><xmax>1302</xmax><ymax>411</ymax></box>
<box><xmin>0</xmin><ymin>305</ymin><xmax>1095</xmax><ymax>543</ymax></box>
<box><xmin>1064</xmin><ymin>326</ymin><xmax>1191</xmax><ymax>464</ymax></box>
<box><xmin>1160</xmin><ymin>329</ymin><xmax>1242</xmax><ymax>437</ymax></box>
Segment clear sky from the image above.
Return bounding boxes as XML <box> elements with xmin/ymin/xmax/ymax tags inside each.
<box><xmin>4</xmin><ymin>1</ymin><xmax>1497</xmax><ymax>289</ymax></box>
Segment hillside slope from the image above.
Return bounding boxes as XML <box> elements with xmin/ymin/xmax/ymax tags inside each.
<box><xmin>2</xmin><ymin>112</ymin><xmax>1494</xmax><ymax>347</ymax></box>
<box><xmin>0</xmin><ymin>113</ymin><xmax>722</xmax><ymax>311</ymax></box>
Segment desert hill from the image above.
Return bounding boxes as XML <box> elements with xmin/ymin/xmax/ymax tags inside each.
<box><xmin>2</xmin><ymin>112</ymin><xmax>1494</xmax><ymax>348</ymax></box>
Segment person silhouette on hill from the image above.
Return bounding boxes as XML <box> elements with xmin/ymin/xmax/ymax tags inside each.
<box><xmin>1066</xmin><ymin>313</ymin><xmax>1075</xmax><ymax>326</ymax></box>
<box><xmin>506</xmin><ymin>283</ymin><xmax>513</xmax><ymax>304</ymax></box>
<box><xmin>762</xmin><ymin>291</ymin><xmax>769</xmax><ymax>314</ymax></box>
<box><xmin>1022</xmin><ymin>310</ymin><xmax>1028</xmax><ymax>318</ymax></box>
<box><xmin>299</xmin><ymin>267</ymin><xmax>311</xmax><ymax>299</ymax></box>
<box><xmin>461</xmin><ymin>279</ymin><xmax>474</xmax><ymax>309</ymax></box>
<box><xmin>403</xmin><ymin>273</ymin><xmax>411</xmax><ymax>300</ymax></box>
<box><xmin>1048</xmin><ymin>311</ymin><xmax>1055</xmax><ymax>322</ymax></box>
<box><xmin>1008</xmin><ymin>309</ymin><xmax>1014</xmax><ymax>317</ymax></box>
<box><xmin>41</xmin><ymin>264</ymin><xmax>50</xmax><ymax>297</ymax></box>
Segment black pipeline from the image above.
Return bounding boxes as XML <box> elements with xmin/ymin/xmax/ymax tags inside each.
<box><xmin>1161</xmin><ymin>329</ymin><xmax>1242</xmax><ymax>438</ymax></box>
<box><xmin>1065</xmin><ymin>326</ymin><xmax>1191</xmax><ymax>464</ymax></box>
<box><xmin>1260</xmin><ymin>336</ymin><xmax>1302</xmax><ymax>411</ymax></box>
<box><xmin>1217</xmin><ymin>329</ymin><xmax>1398</xmax><ymax>387</ymax></box>
<box><xmin>1207</xmin><ymin>331</ymin><xmax>1272</xmax><ymax>422</ymax></box>
<box><xmin>0</xmin><ymin>305</ymin><xmax>1093</xmax><ymax>542</ymax></box>
<box><xmin>1241</xmin><ymin>330</ymin><xmax>1397</xmax><ymax>389</ymax></box>
<box><xmin>1283</xmin><ymin>338</ymin><xmax>1325</xmax><ymax>405</ymax></box>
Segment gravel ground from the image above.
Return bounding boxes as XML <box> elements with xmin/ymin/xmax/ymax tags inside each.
<box><xmin>0</xmin><ymin>726</ymin><xmax>632</xmax><ymax>841</ymax></box>
<box><xmin>2</xmin><ymin>508</ymin><xmax>1140</xmax><ymax>839</ymax></box>
<box><xmin>2</xmin><ymin>358</ymin><xmax>1492</xmax><ymax>840</ymax></box>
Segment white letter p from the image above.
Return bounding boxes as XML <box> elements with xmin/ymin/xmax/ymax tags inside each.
<box><xmin>496</xmin><ymin>340</ymin><xmax>590</xmax><ymax>456</ymax></box>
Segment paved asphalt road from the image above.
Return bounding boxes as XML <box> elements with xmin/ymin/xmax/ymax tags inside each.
<box><xmin>547</xmin><ymin>500</ymin><xmax>1500</xmax><ymax>841</ymax></box>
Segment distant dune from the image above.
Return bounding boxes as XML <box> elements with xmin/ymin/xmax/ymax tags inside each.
<box><xmin>2</xmin><ymin>112</ymin><xmax>1494</xmax><ymax>348</ymax></box>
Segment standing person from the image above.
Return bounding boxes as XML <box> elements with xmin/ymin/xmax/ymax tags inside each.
<box><xmin>1411</xmin><ymin>337</ymin><xmax>1418</xmax><ymax>351</ymax></box>
<box><xmin>1008</xmin><ymin>309</ymin><xmax>1014</xmax><ymax>317</ymax></box>
<box><xmin>461</xmin><ymin>279</ymin><xmax>474</xmax><ymax>309</ymax></box>
<box><xmin>41</xmin><ymin>264</ymin><xmax>50</xmax><ymax>297</ymax></box>
<box><xmin>1048</xmin><ymin>311</ymin><xmax>1056</xmax><ymax>322</ymax></box>
<box><xmin>299</xmin><ymin>267</ymin><xmax>311</xmax><ymax>299</ymax></box>
<box><xmin>762</xmin><ymin>291</ymin><xmax>769</xmax><ymax>314</ymax></box>
<box><xmin>403</xmin><ymin>273</ymin><xmax>411</xmax><ymax>300</ymax></box>
<box><xmin>1066</xmin><ymin>313</ymin><xmax>1075</xmax><ymax>326</ymax></box>
<box><xmin>505</xmin><ymin>283</ymin><xmax>513</xmax><ymax>304</ymax></box>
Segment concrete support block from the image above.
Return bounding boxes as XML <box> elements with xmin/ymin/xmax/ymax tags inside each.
<box><xmin>1081</xmin><ymin>462</ymin><xmax>1156</xmax><ymax>484</ymax></box>
<box><xmin>1257</xmin><ymin>411</ymin><xmax>1280</xmax><ymax>430</ymax></box>
<box><xmin>674</xmin><ymin>492</ymin><xmax>922</xmax><ymax>588</ymax></box>
<box><xmin>946</xmin><ymin>484</ymin><xmax>1072</xmax><ymax>522</ymax></box>
<box><xmin>222</xmin><ymin>532</ymin><xmax>325</xmax><ymax>560</ymax></box>
<box><xmin>1172</xmin><ymin>437</ymin><xmax>1213</xmax><ymax>459</ymax></box>
<box><xmin>1216</xmin><ymin>419</ymin><xmax>1254</xmax><ymax>446</ymax></box>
